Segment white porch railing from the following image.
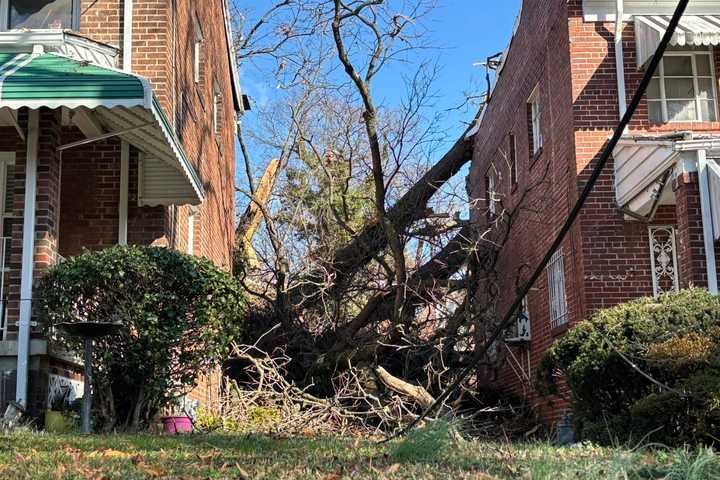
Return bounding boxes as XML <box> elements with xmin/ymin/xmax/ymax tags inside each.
<box><xmin>0</xmin><ymin>237</ymin><xmax>9</xmax><ymax>341</ymax></box>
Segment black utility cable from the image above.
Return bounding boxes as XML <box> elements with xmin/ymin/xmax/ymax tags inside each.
<box><xmin>384</xmin><ymin>0</ymin><xmax>690</xmax><ymax>442</ymax></box>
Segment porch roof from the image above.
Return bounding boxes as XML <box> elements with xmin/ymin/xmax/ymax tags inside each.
<box><xmin>635</xmin><ymin>15</ymin><xmax>720</xmax><ymax>68</ymax></box>
<box><xmin>0</xmin><ymin>51</ymin><xmax>203</xmax><ymax>206</ymax></box>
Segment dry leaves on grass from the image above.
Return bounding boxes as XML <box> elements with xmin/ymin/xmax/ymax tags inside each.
<box><xmin>131</xmin><ymin>453</ymin><xmax>167</xmax><ymax>478</ymax></box>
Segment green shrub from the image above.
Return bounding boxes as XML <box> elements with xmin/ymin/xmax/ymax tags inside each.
<box><xmin>37</xmin><ymin>245</ymin><xmax>245</xmax><ymax>432</ymax></box>
<box><xmin>537</xmin><ymin>289</ymin><xmax>720</xmax><ymax>446</ymax></box>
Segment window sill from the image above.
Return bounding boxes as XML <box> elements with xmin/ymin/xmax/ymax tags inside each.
<box><xmin>550</xmin><ymin>322</ymin><xmax>569</xmax><ymax>337</ymax></box>
<box><xmin>643</xmin><ymin>121</ymin><xmax>720</xmax><ymax>132</ymax></box>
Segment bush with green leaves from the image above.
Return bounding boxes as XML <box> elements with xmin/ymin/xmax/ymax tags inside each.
<box><xmin>537</xmin><ymin>289</ymin><xmax>720</xmax><ymax>446</ymax></box>
<box><xmin>37</xmin><ymin>245</ymin><xmax>245</xmax><ymax>431</ymax></box>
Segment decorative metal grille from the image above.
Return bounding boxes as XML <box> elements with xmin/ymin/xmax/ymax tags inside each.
<box><xmin>648</xmin><ymin>226</ymin><xmax>679</xmax><ymax>297</ymax></box>
<box><xmin>547</xmin><ymin>248</ymin><xmax>569</xmax><ymax>329</ymax></box>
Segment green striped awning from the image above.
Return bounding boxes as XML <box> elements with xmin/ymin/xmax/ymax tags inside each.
<box><xmin>0</xmin><ymin>52</ymin><xmax>203</xmax><ymax>205</ymax></box>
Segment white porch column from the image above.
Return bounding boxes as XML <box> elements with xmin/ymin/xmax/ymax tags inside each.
<box><xmin>15</xmin><ymin>109</ymin><xmax>40</xmax><ymax>407</ymax></box>
<box><xmin>696</xmin><ymin>149</ymin><xmax>718</xmax><ymax>294</ymax></box>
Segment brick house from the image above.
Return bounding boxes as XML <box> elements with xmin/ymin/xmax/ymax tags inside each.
<box><xmin>0</xmin><ymin>0</ymin><xmax>243</xmax><ymax>415</ymax></box>
<box><xmin>467</xmin><ymin>0</ymin><xmax>720</xmax><ymax>422</ymax></box>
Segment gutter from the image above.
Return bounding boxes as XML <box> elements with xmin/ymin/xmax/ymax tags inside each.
<box><xmin>615</xmin><ymin>0</ymin><xmax>628</xmax><ymax>119</ymax></box>
<box><xmin>120</xmin><ymin>0</ymin><xmax>133</xmax><ymax>244</ymax></box>
<box><xmin>123</xmin><ymin>0</ymin><xmax>133</xmax><ymax>73</ymax></box>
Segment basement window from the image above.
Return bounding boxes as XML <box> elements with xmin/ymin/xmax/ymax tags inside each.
<box><xmin>647</xmin><ymin>49</ymin><xmax>718</xmax><ymax>123</ymax></box>
<box><xmin>3</xmin><ymin>0</ymin><xmax>80</xmax><ymax>30</ymax></box>
<box><xmin>546</xmin><ymin>248</ymin><xmax>568</xmax><ymax>329</ymax></box>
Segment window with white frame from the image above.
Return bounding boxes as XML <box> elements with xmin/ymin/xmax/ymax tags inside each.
<box><xmin>527</xmin><ymin>86</ymin><xmax>543</xmax><ymax>156</ymax></box>
<box><xmin>1</xmin><ymin>0</ymin><xmax>80</xmax><ymax>30</ymax></box>
<box><xmin>546</xmin><ymin>248</ymin><xmax>568</xmax><ymax>329</ymax></box>
<box><xmin>647</xmin><ymin>48</ymin><xmax>718</xmax><ymax>123</ymax></box>
<box><xmin>485</xmin><ymin>167</ymin><xmax>497</xmax><ymax>219</ymax></box>
<box><xmin>193</xmin><ymin>15</ymin><xmax>204</xmax><ymax>84</ymax></box>
<box><xmin>213</xmin><ymin>81</ymin><xmax>222</xmax><ymax>140</ymax></box>
<box><xmin>187</xmin><ymin>207</ymin><xmax>197</xmax><ymax>255</ymax></box>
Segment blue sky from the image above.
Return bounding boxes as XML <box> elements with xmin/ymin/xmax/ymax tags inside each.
<box><xmin>238</xmin><ymin>1</ymin><xmax>521</xmax><ymax>186</ymax></box>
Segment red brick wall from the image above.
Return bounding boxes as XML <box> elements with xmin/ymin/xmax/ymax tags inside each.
<box><xmin>77</xmin><ymin>0</ymin><xmax>237</xmax><ymax>269</ymax></box>
<box><xmin>469</xmin><ymin>0</ymin><xmax>720</xmax><ymax>424</ymax></box>
<box><xmin>467</xmin><ymin>0</ymin><xmax>578</xmax><ymax>420</ymax></box>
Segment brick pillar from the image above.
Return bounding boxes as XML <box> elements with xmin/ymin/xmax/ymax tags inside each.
<box><xmin>34</xmin><ymin>109</ymin><xmax>63</xmax><ymax>275</ymax></box>
<box><xmin>674</xmin><ymin>171</ymin><xmax>707</xmax><ymax>289</ymax></box>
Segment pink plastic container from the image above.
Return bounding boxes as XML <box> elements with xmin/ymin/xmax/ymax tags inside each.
<box><xmin>161</xmin><ymin>416</ymin><xmax>193</xmax><ymax>434</ymax></box>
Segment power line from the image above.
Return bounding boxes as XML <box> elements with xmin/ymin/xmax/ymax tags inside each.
<box><xmin>385</xmin><ymin>0</ymin><xmax>691</xmax><ymax>442</ymax></box>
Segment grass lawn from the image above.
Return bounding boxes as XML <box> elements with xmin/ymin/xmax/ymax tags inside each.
<box><xmin>0</xmin><ymin>430</ymin><xmax>718</xmax><ymax>479</ymax></box>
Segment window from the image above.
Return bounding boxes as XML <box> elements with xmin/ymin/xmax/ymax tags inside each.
<box><xmin>485</xmin><ymin>168</ymin><xmax>497</xmax><ymax>220</ymax></box>
<box><xmin>187</xmin><ymin>208</ymin><xmax>197</xmax><ymax>255</ymax></box>
<box><xmin>527</xmin><ymin>86</ymin><xmax>543</xmax><ymax>156</ymax></box>
<box><xmin>0</xmin><ymin>153</ymin><xmax>17</xmax><ymax>270</ymax></box>
<box><xmin>3</xmin><ymin>0</ymin><xmax>79</xmax><ymax>30</ymax></box>
<box><xmin>647</xmin><ymin>49</ymin><xmax>718</xmax><ymax>123</ymax></box>
<box><xmin>546</xmin><ymin>248</ymin><xmax>568</xmax><ymax>329</ymax></box>
<box><xmin>213</xmin><ymin>81</ymin><xmax>222</xmax><ymax>140</ymax></box>
<box><xmin>193</xmin><ymin>15</ymin><xmax>204</xmax><ymax>84</ymax></box>
<box><xmin>508</xmin><ymin>133</ymin><xmax>517</xmax><ymax>186</ymax></box>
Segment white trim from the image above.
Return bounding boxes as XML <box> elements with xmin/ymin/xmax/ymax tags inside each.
<box><xmin>193</xmin><ymin>13</ymin><xmax>203</xmax><ymax>85</ymax></box>
<box><xmin>0</xmin><ymin>52</ymin><xmax>34</xmax><ymax>96</ymax></box>
<box><xmin>584</xmin><ymin>1</ymin><xmax>720</xmax><ymax>22</ymax></box>
<box><xmin>528</xmin><ymin>85</ymin><xmax>543</xmax><ymax>154</ymax></box>
<box><xmin>187</xmin><ymin>207</ymin><xmax>196</xmax><ymax>255</ymax></box>
<box><xmin>119</xmin><ymin>141</ymin><xmax>129</xmax><ymax>245</ymax></box>
<box><xmin>0</xmin><ymin>98</ymin><xmax>144</xmax><ymax>110</ymax></box>
<box><xmin>647</xmin><ymin>49</ymin><xmax>718</xmax><ymax>123</ymax></box>
<box><xmin>0</xmin><ymin>1</ymin><xmax>7</xmax><ymax>30</ymax></box>
<box><xmin>16</xmin><ymin>109</ymin><xmax>39</xmax><ymax>408</ymax></box>
<box><xmin>221</xmin><ymin>0</ymin><xmax>244</xmax><ymax>112</ymax></box>
<box><xmin>0</xmin><ymin>53</ymin><xmax>25</xmax><ymax>76</ymax></box>
<box><xmin>697</xmin><ymin>149</ymin><xmax>718</xmax><ymax>294</ymax></box>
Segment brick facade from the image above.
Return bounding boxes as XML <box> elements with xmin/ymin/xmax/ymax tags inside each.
<box><xmin>468</xmin><ymin>0</ymin><xmax>720</xmax><ymax>424</ymax></box>
<box><xmin>0</xmin><ymin>1</ymin><xmax>239</xmax><ymax>414</ymax></box>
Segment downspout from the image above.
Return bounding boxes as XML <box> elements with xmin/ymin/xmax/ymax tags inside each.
<box><xmin>615</xmin><ymin>0</ymin><xmax>628</xmax><ymax>119</ymax></box>
<box><xmin>119</xmin><ymin>0</ymin><xmax>133</xmax><ymax>245</ymax></box>
<box><xmin>15</xmin><ymin>109</ymin><xmax>39</xmax><ymax>408</ymax></box>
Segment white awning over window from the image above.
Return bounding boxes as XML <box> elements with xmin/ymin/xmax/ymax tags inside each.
<box><xmin>635</xmin><ymin>15</ymin><xmax>720</xmax><ymax>68</ymax></box>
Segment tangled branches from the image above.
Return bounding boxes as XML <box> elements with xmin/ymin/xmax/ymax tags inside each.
<box><xmin>219</xmin><ymin>340</ymin><xmax>449</xmax><ymax>436</ymax></box>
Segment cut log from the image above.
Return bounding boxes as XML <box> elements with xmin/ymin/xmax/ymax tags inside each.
<box><xmin>374</xmin><ymin>366</ymin><xmax>435</xmax><ymax>409</ymax></box>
